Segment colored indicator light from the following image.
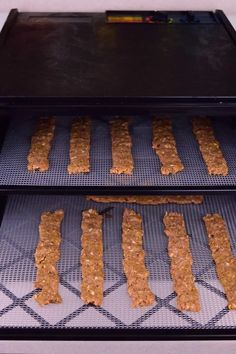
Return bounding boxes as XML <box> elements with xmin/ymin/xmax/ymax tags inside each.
<box><xmin>107</xmin><ymin>16</ymin><xmax>143</xmax><ymax>23</ymax></box>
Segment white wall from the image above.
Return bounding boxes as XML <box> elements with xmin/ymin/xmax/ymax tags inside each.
<box><xmin>0</xmin><ymin>0</ymin><xmax>235</xmax><ymax>15</ymax></box>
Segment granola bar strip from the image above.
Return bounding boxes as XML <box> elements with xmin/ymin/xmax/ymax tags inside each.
<box><xmin>163</xmin><ymin>212</ymin><xmax>200</xmax><ymax>312</ymax></box>
<box><xmin>203</xmin><ymin>214</ymin><xmax>236</xmax><ymax>309</ymax></box>
<box><xmin>192</xmin><ymin>118</ymin><xmax>228</xmax><ymax>176</ymax></box>
<box><xmin>80</xmin><ymin>209</ymin><xmax>104</xmax><ymax>306</ymax></box>
<box><xmin>110</xmin><ymin>119</ymin><xmax>134</xmax><ymax>174</ymax></box>
<box><xmin>152</xmin><ymin>119</ymin><xmax>184</xmax><ymax>175</ymax></box>
<box><xmin>27</xmin><ymin>117</ymin><xmax>56</xmax><ymax>172</ymax></box>
<box><xmin>122</xmin><ymin>208</ymin><xmax>155</xmax><ymax>307</ymax></box>
<box><xmin>87</xmin><ymin>195</ymin><xmax>203</xmax><ymax>205</ymax></box>
<box><xmin>34</xmin><ymin>209</ymin><xmax>64</xmax><ymax>306</ymax></box>
<box><xmin>67</xmin><ymin>117</ymin><xmax>91</xmax><ymax>174</ymax></box>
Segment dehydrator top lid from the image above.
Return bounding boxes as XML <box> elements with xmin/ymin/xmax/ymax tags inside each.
<box><xmin>0</xmin><ymin>9</ymin><xmax>236</xmax><ymax>107</ymax></box>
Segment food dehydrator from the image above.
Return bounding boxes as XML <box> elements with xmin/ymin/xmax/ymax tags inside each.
<box><xmin>0</xmin><ymin>9</ymin><xmax>236</xmax><ymax>342</ymax></box>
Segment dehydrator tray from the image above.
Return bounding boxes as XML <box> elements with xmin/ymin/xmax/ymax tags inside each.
<box><xmin>0</xmin><ymin>116</ymin><xmax>236</xmax><ymax>193</ymax></box>
<box><xmin>0</xmin><ymin>194</ymin><xmax>236</xmax><ymax>339</ymax></box>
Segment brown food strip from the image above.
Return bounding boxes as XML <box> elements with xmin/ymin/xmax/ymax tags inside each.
<box><xmin>152</xmin><ymin>119</ymin><xmax>184</xmax><ymax>175</ymax></box>
<box><xmin>110</xmin><ymin>118</ymin><xmax>133</xmax><ymax>174</ymax></box>
<box><xmin>122</xmin><ymin>208</ymin><xmax>155</xmax><ymax>307</ymax></box>
<box><xmin>87</xmin><ymin>195</ymin><xmax>203</xmax><ymax>205</ymax></box>
<box><xmin>203</xmin><ymin>214</ymin><xmax>236</xmax><ymax>310</ymax></box>
<box><xmin>34</xmin><ymin>209</ymin><xmax>64</xmax><ymax>305</ymax></box>
<box><xmin>80</xmin><ymin>209</ymin><xmax>104</xmax><ymax>306</ymax></box>
<box><xmin>67</xmin><ymin>117</ymin><xmax>91</xmax><ymax>174</ymax></box>
<box><xmin>163</xmin><ymin>212</ymin><xmax>200</xmax><ymax>312</ymax></box>
<box><xmin>192</xmin><ymin>118</ymin><xmax>228</xmax><ymax>176</ymax></box>
<box><xmin>27</xmin><ymin>117</ymin><xmax>55</xmax><ymax>172</ymax></box>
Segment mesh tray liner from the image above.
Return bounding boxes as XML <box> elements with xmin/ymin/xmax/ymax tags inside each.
<box><xmin>0</xmin><ymin>194</ymin><xmax>236</xmax><ymax>329</ymax></box>
<box><xmin>0</xmin><ymin>116</ymin><xmax>236</xmax><ymax>187</ymax></box>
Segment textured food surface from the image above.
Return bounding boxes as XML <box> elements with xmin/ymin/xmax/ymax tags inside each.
<box><xmin>67</xmin><ymin>117</ymin><xmax>91</xmax><ymax>174</ymax></box>
<box><xmin>152</xmin><ymin>119</ymin><xmax>184</xmax><ymax>175</ymax></box>
<box><xmin>110</xmin><ymin>118</ymin><xmax>134</xmax><ymax>174</ymax></box>
<box><xmin>27</xmin><ymin>117</ymin><xmax>55</xmax><ymax>172</ymax></box>
<box><xmin>1</xmin><ymin>116</ymin><xmax>235</xmax><ymax>187</ymax></box>
<box><xmin>203</xmin><ymin>213</ymin><xmax>236</xmax><ymax>310</ymax></box>
<box><xmin>122</xmin><ymin>208</ymin><xmax>155</xmax><ymax>307</ymax></box>
<box><xmin>34</xmin><ymin>209</ymin><xmax>64</xmax><ymax>305</ymax></box>
<box><xmin>192</xmin><ymin>118</ymin><xmax>228</xmax><ymax>176</ymax></box>
<box><xmin>80</xmin><ymin>209</ymin><xmax>104</xmax><ymax>306</ymax></box>
<box><xmin>1</xmin><ymin>194</ymin><xmax>236</xmax><ymax>329</ymax></box>
<box><xmin>163</xmin><ymin>212</ymin><xmax>200</xmax><ymax>312</ymax></box>
<box><xmin>87</xmin><ymin>195</ymin><xmax>203</xmax><ymax>205</ymax></box>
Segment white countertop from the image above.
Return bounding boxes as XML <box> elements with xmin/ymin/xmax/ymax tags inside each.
<box><xmin>0</xmin><ymin>12</ymin><xmax>9</xmax><ymax>30</ymax></box>
<box><xmin>1</xmin><ymin>339</ymin><xmax>236</xmax><ymax>354</ymax></box>
<box><xmin>0</xmin><ymin>0</ymin><xmax>235</xmax><ymax>15</ymax></box>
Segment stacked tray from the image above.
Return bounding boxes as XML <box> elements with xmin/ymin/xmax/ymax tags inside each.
<box><xmin>0</xmin><ymin>194</ymin><xmax>236</xmax><ymax>329</ymax></box>
<box><xmin>0</xmin><ymin>116</ymin><xmax>235</xmax><ymax>189</ymax></box>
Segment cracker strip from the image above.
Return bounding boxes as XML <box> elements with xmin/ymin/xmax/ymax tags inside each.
<box><xmin>203</xmin><ymin>213</ymin><xmax>236</xmax><ymax>309</ymax></box>
<box><xmin>122</xmin><ymin>208</ymin><xmax>155</xmax><ymax>307</ymax></box>
<box><xmin>87</xmin><ymin>195</ymin><xmax>203</xmax><ymax>205</ymax></box>
<box><xmin>163</xmin><ymin>212</ymin><xmax>200</xmax><ymax>312</ymax></box>
<box><xmin>192</xmin><ymin>118</ymin><xmax>228</xmax><ymax>175</ymax></box>
<box><xmin>34</xmin><ymin>209</ymin><xmax>64</xmax><ymax>305</ymax></box>
<box><xmin>27</xmin><ymin>117</ymin><xmax>55</xmax><ymax>172</ymax></box>
<box><xmin>80</xmin><ymin>209</ymin><xmax>104</xmax><ymax>306</ymax></box>
<box><xmin>67</xmin><ymin>117</ymin><xmax>91</xmax><ymax>174</ymax></box>
<box><xmin>110</xmin><ymin>119</ymin><xmax>133</xmax><ymax>174</ymax></box>
<box><xmin>152</xmin><ymin>118</ymin><xmax>184</xmax><ymax>175</ymax></box>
